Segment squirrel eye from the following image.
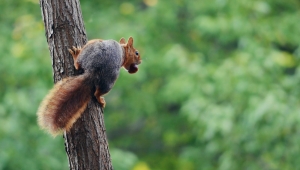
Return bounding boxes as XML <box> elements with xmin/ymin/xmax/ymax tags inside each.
<box><xmin>135</xmin><ymin>51</ymin><xmax>139</xmax><ymax>56</ymax></box>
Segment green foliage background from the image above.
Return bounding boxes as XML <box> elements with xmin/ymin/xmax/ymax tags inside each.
<box><xmin>1</xmin><ymin>0</ymin><xmax>300</xmax><ymax>169</ymax></box>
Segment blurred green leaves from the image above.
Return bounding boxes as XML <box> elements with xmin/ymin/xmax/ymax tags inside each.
<box><xmin>111</xmin><ymin>148</ymin><xmax>139</xmax><ymax>170</ymax></box>
<box><xmin>1</xmin><ymin>0</ymin><xmax>300</xmax><ymax>169</ymax></box>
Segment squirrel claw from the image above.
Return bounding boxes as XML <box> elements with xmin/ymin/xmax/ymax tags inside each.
<box><xmin>68</xmin><ymin>48</ymin><xmax>75</xmax><ymax>56</ymax></box>
<box><xmin>69</xmin><ymin>46</ymin><xmax>81</xmax><ymax>56</ymax></box>
<box><xmin>98</xmin><ymin>97</ymin><xmax>106</xmax><ymax>108</ymax></box>
<box><xmin>94</xmin><ymin>87</ymin><xmax>106</xmax><ymax>108</ymax></box>
<box><xmin>68</xmin><ymin>46</ymin><xmax>81</xmax><ymax>56</ymax></box>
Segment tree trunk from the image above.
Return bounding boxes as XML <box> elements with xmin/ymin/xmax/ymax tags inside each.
<box><xmin>39</xmin><ymin>0</ymin><xmax>113</xmax><ymax>169</ymax></box>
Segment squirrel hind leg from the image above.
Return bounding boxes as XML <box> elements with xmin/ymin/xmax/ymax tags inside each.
<box><xmin>94</xmin><ymin>87</ymin><xmax>106</xmax><ymax>108</ymax></box>
<box><xmin>68</xmin><ymin>46</ymin><xmax>82</xmax><ymax>70</ymax></box>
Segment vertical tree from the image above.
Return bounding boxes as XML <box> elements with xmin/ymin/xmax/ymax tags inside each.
<box><xmin>39</xmin><ymin>0</ymin><xmax>113</xmax><ymax>169</ymax></box>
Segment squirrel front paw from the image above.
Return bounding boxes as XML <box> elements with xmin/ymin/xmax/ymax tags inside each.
<box><xmin>68</xmin><ymin>46</ymin><xmax>82</xmax><ymax>57</ymax></box>
<box><xmin>68</xmin><ymin>46</ymin><xmax>82</xmax><ymax>70</ymax></box>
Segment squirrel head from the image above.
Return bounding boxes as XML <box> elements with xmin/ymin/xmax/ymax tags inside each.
<box><xmin>120</xmin><ymin>37</ymin><xmax>142</xmax><ymax>74</ymax></box>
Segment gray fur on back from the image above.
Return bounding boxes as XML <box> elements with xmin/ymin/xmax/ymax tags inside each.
<box><xmin>77</xmin><ymin>40</ymin><xmax>124</xmax><ymax>94</ymax></box>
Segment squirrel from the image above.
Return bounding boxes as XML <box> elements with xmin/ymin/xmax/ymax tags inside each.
<box><xmin>37</xmin><ymin>37</ymin><xmax>141</xmax><ymax>136</ymax></box>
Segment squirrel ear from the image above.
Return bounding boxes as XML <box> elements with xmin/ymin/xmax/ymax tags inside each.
<box><xmin>120</xmin><ymin>38</ymin><xmax>126</xmax><ymax>44</ymax></box>
<box><xmin>127</xmin><ymin>37</ymin><xmax>133</xmax><ymax>47</ymax></box>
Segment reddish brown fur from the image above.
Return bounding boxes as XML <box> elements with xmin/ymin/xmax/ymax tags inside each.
<box><xmin>37</xmin><ymin>74</ymin><xmax>91</xmax><ymax>136</ymax></box>
<box><xmin>120</xmin><ymin>37</ymin><xmax>142</xmax><ymax>73</ymax></box>
<box><xmin>94</xmin><ymin>87</ymin><xmax>106</xmax><ymax>108</ymax></box>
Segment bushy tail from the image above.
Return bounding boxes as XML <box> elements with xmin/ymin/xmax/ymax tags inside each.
<box><xmin>37</xmin><ymin>74</ymin><xmax>92</xmax><ymax>136</ymax></box>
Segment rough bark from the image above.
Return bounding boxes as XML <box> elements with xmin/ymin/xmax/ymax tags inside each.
<box><xmin>39</xmin><ymin>0</ymin><xmax>113</xmax><ymax>169</ymax></box>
